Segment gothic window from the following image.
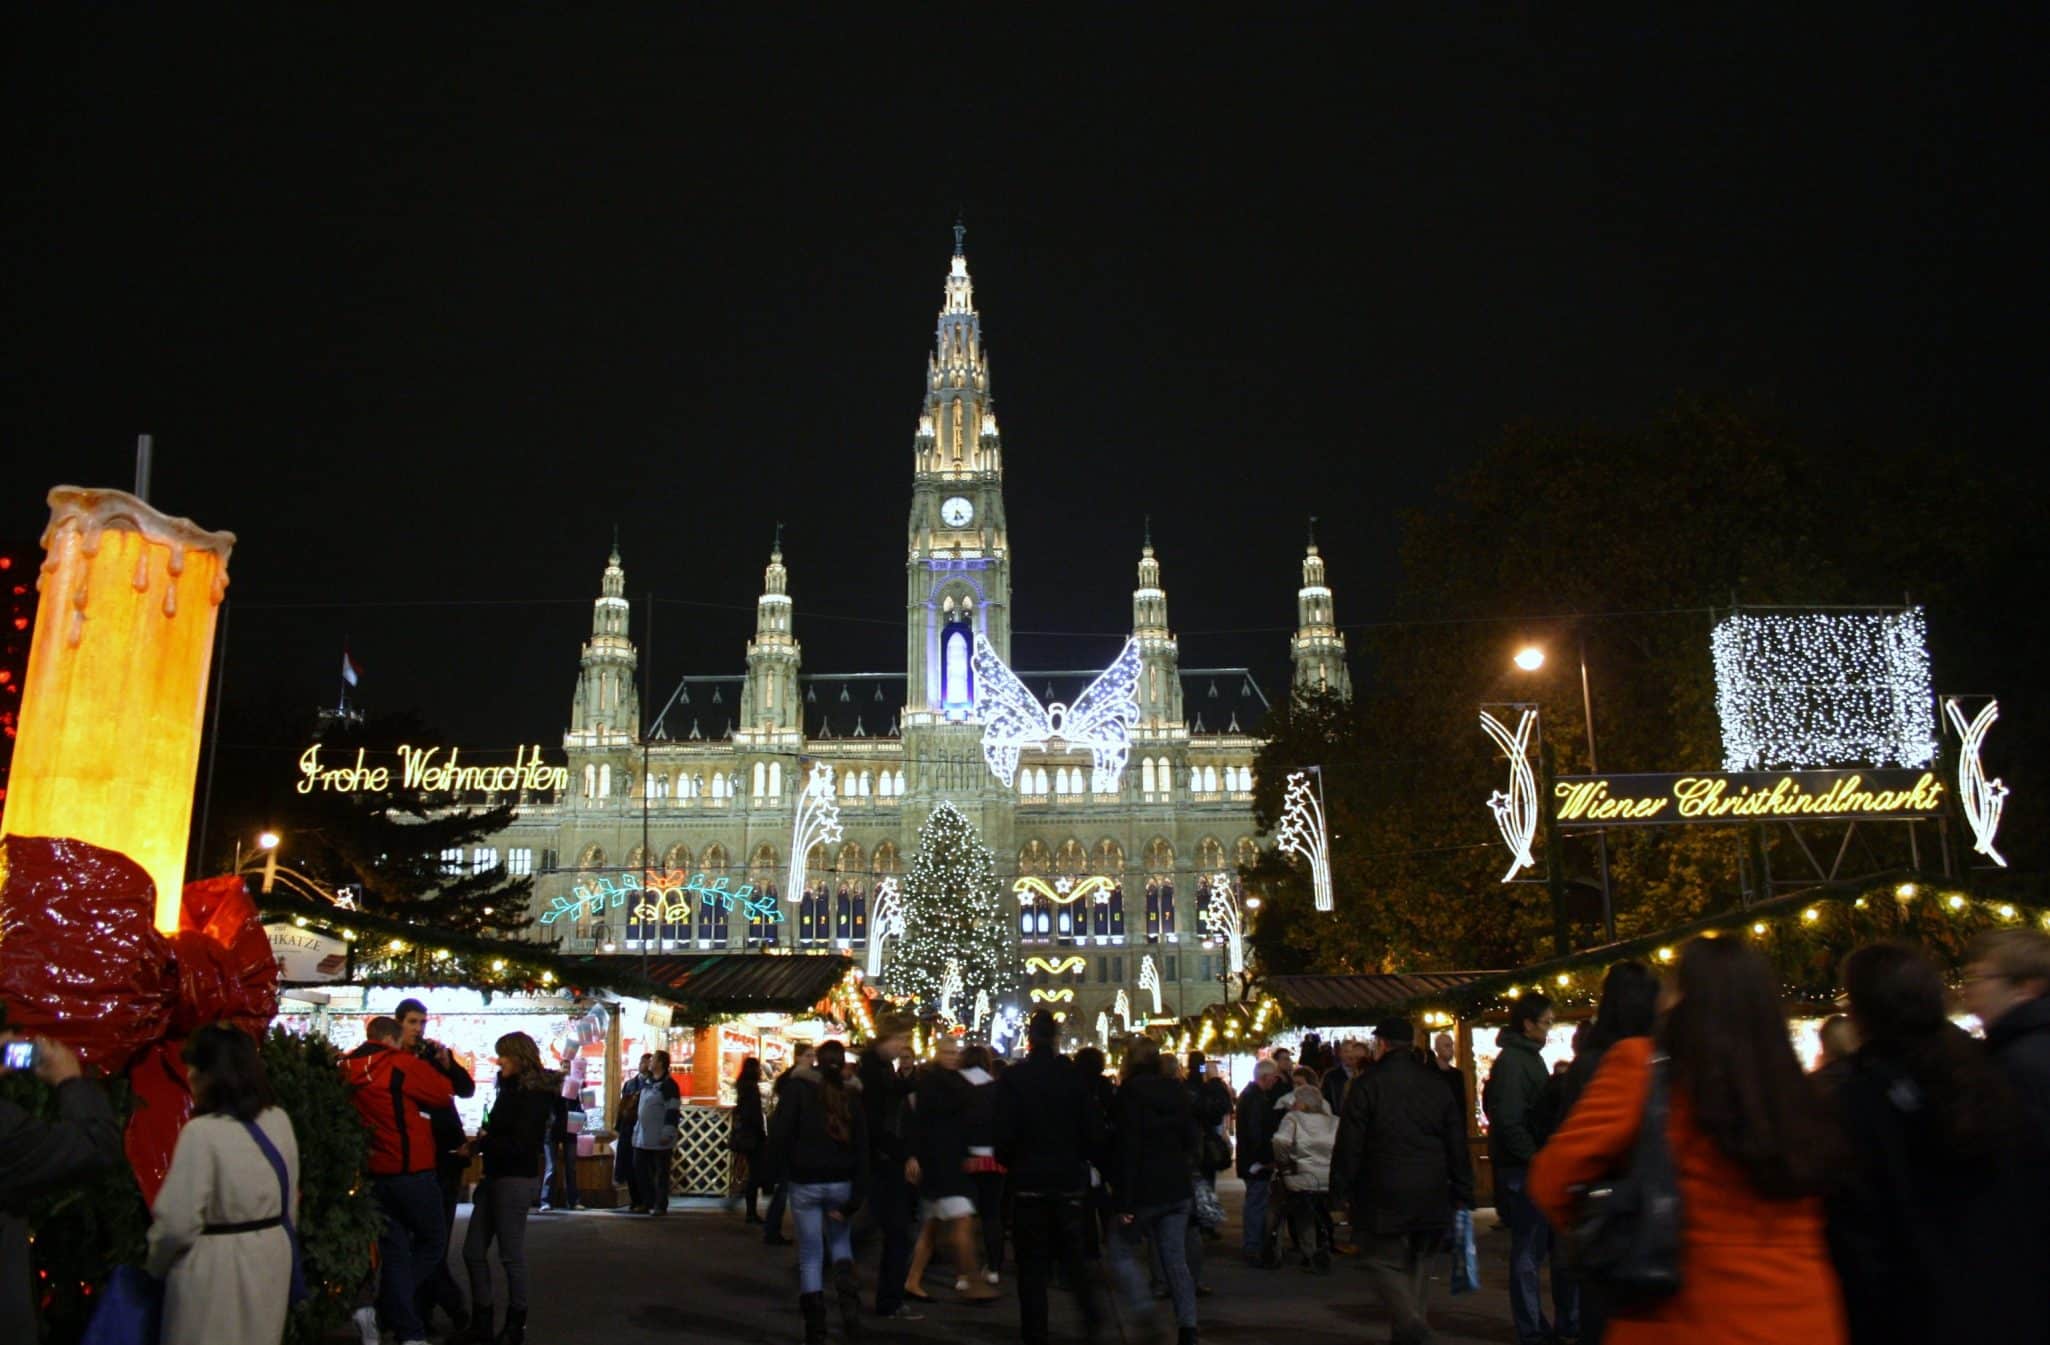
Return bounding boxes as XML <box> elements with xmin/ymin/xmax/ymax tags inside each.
<box><xmin>578</xmin><ymin>844</ymin><xmax>607</xmax><ymax>870</ymax></box>
<box><xmin>1054</xmin><ymin>767</ymin><xmax>1071</xmax><ymax>796</ymax></box>
<box><xmin>752</xmin><ymin>762</ymin><xmax>766</xmax><ymax>798</ymax></box>
<box><xmin>583</xmin><ymin>764</ymin><xmax>596</xmax><ymax>798</ymax></box>
<box><xmin>835</xmin><ymin>881</ymin><xmax>868</xmax><ymax>943</ymax></box>
<box><xmin>872</xmin><ymin>841</ymin><xmax>899</xmax><ymax>875</ymax></box>
<box><xmin>1197</xmin><ymin>836</ymin><xmax>1226</xmax><ymax>873</ymax></box>
<box><xmin>697</xmin><ymin>844</ymin><xmax>729</xmax><ymax>945</ymax></box>
<box><xmin>1018</xmin><ymin>840</ymin><xmax>1050</xmax><ymax>876</ymax></box>
<box><xmin>798</xmin><ymin>883</ymin><xmax>831</xmax><ymax>946</ymax></box>
<box><xmin>1055</xmin><ymin>839</ymin><xmax>1087</xmax><ymax>874</ymax></box>
<box><xmin>1146</xmin><ymin>877</ymin><xmax>1178</xmax><ymax>941</ymax></box>
<box><xmin>1094</xmin><ymin>882</ymin><xmax>1127</xmax><ymax>941</ymax></box>
<box><xmin>1202</xmin><ymin>766</ymin><xmax>1218</xmax><ymax>794</ymax></box>
<box><xmin>893</xmin><ymin>769</ymin><xmax>907</xmax><ymax>795</ymax></box>
<box><xmin>626</xmin><ymin>846</ymin><xmax>648</xmax><ymax>872</ymax></box>
<box><xmin>1236</xmin><ymin>837</ymin><xmax>1260</xmax><ymax>871</ymax></box>
<box><xmin>1034</xmin><ymin>767</ymin><xmax>1050</xmax><ymax>795</ymax></box>
<box><xmin>1143</xmin><ymin>837</ymin><xmax>1174</xmax><ymax>873</ymax></box>
<box><xmin>506</xmin><ymin>848</ymin><xmax>534</xmax><ymax>877</ymax></box>
<box><xmin>599</xmin><ymin>764</ymin><xmax>612</xmax><ymax>798</ymax></box>
<box><xmin>664</xmin><ymin>843</ymin><xmax>692</xmax><ymax>873</ymax></box>
<box><xmin>768</xmin><ymin>761</ymin><xmax>782</xmax><ymax>798</ymax></box>
<box><xmin>748</xmin><ymin>884</ymin><xmax>780</xmax><ymax>947</ymax></box>
<box><xmin>1141</xmin><ymin>758</ymin><xmax>1158</xmax><ymax>795</ymax></box>
<box><xmin>1095</xmin><ymin>838</ymin><xmax>1124</xmax><ymax>874</ymax></box>
<box><xmin>712</xmin><ymin>772</ymin><xmax>729</xmax><ymax>800</ymax></box>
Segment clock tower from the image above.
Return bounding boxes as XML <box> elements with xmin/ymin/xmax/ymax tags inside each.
<box><xmin>905</xmin><ymin>221</ymin><xmax>1012</xmax><ymax>725</ymax></box>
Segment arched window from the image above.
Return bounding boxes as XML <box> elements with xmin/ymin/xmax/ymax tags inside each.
<box><xmin>1094</xmin><ymin>838</ymin><xmax>1125</xmax><ymax>874</ymax></box>
<box><xmin>1018</xmin><ymin>839</ymin><xmax>1051</xmax><ymax>876</ymax></box>
<box><xmin>1198</xmin><ymin>836</ymin><xmax>1226</xmax><ymax>872</ymax></box>
<box><xmin>578</xmin><ymin>843</ymin><xmax>607</xmax><ymax>870</ymax></box>
<box><xmin>1054</xmin><ymin>767</ymin><xmax>1071</xmax><ymax>796</ymax></box>
<box><xmin>1034</xmin><ymin>767</ymin><xmax>1049</xmax><ymax>795</ymax></box>
<box><xmin>1055</xmin><ymin>839</ymin><xmax>1087</xmax><ymax>874</ymax></box>
<box><xmin>664</xmin><ymin>843</ymin><xmax>692</xmax><ymax>873</ymax></box>
<box><xmin>1095</xmin><ymin>880</ymin><xmax>1127</xmax><ymax>941</ymax></box>
<box><xmin>1146</xmin><ymin>875</ymin><xmax>1178</xmax><ymax>941</ymax></box>
<box><xmin>747</xmin><ymin>845</ymin><xmax>780</xmax><ymax>949</ymax></box>
<box><xmin>1202</xmin><ymin>765</ymin><xmax>1218</xmax><ymax>794</ymax></box>
<box><xmin>1236</xmin><ymin>837</ymin><xmax>1260</xmax><ymax>871</ymax></box>
<box><xmin>582</xmin><ymin>764</ymin><xmax>596</xmax><ymax>798</ymax></box>
<box><xmin>768</xmin><ymin>761</ymin><xmax>782</xmax><ymax>798</ymax></box>
<box><xmin>1142</xmin><ymin>758</ymin><xmax>1158</xmax><ymax>795</ymax></box>
<box><xmin>696</xmin><ymin>843</ymin><xmax>729</xmax><ymax>945</ymax></box>
<box><xmin>872</xmin><ymin>841</ymin><xmax>900</xmax><ymax>875</ymax></box>
<box><xmin>711</xmin><ymin>772</ymin><xmax>729</xmax><ymax>800</ymax></box>
<box><xmin>859</xmin><ymin>770</ymin><xmax>872</xmax><ymax>797</ymax></box>
<box><xmin>1144</xmin><ymin>837</ymin><xmax>1174</xmax><ymax>873</ymax></box>
<box><xmin>752</xmin><ymin>762</ymin><xmax>766</xmax><ymax>798</ymax></box>
<box><xmin>626</xmin><ymin>846</ymin><xmax>648</xmax><ymax>872</ymax></box>
<box><xmin>835</xmin><ymin>879</ymin><xmax>868</xmax><ymax>943</ymax></box>
<box><xmin>598</xmin><ymin>763</ymin><xmax>611</xmax><ymax>798</ymax></box>
<box><xmin>894</xmin><ymin>769</ymin><xmax>907</xmax><ymax>796</ymax></box>
<box><xmin>799</xmin><ymin>882</ymin><xmax>831</xmax><ymax>946</ymax></box>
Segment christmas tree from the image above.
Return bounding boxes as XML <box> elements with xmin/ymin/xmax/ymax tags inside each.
<box><xmin>882</xmin><ymin>801</ymin><xmax>1017</xmax><ymax>1028</ymax></box>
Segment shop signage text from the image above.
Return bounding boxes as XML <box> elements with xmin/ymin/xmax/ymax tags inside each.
<box><xmin>1552</xmin><ymin>769</ymin><xmax>1947</xmax><ymax>827</ymax></box>
<box><xmin>264</xmin><ymin>922</ymin><xmax>348</xmax><ymax>982</ymax></box>
<box><xmin>539</xmin><ymin>869</ymin><xmax>785</xmax><ymax>927</ymax></box>
<box><xmin>296</xmin><ymin>743</ymin><xmax>568</xmax><ymax>795</ymax></box>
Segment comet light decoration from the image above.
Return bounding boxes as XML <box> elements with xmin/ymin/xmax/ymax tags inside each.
<box><xmin>1201</xmin><ymin>873</ymin><xmax>1246</xmax><ymax>978</ymax></box>
<box><xmin>1113</xmin><ymin>988</ymin><xmax>1132</xmax><ymax>1029</ymax></box>
<box><xmin>786</xmin><ymin>761</ymin><xmax>844</xmax><ymax>902</ymax></box>
<box><xmin>1138</xmin><ymin>955</ymin><xmax>1163</xmax><ymax>1015</ymax></box>
<box><xmin>1095</xmin><ymin>1010</ymin><xmax>1111</xmax><ymax>1048</ymax></box>
<box><xmin>973</xmin><ymin>635</ymin><xmax>1142</xmax><ymax>791</ymax></box>
<box><xmin>1479</xmin><ymin>708</ymin><xmax>1539</xmax><ymax>882</ymax></box>
<box><xmin>1945</xmin><ymin>697</ymin><xmax>2009</xmax><ymax>867</ymax></box>
<box><xmin>1711</xmin><ymin>608</ymin><xmax>1936</xmax><ymax>771</ymax></box>
<box><xmin>1274</xmin><ymin>769</ymin><xmax>1334</xmax><ymax>911</ymax></box>
<box><xmin>939</xmin><ymin>959</ymin><xmax>964</xmax><ymax>1023</ymax></box>
<box><xmin>865</xmin><ymin>876</ymin><xmax>904</xmax><ymax>978</ymax></box>
<box><xmin>972</xmin><ymin>988</ymin><xmax>991</xmax><ymax>1035</ymax></box>
<box><xmin>1012</xmin><ymin>874</ymin><xmax>1115</xmax><ymax>906</ymax></box>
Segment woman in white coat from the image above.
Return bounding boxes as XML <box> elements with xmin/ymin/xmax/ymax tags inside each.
<box><xmin>147</xmin><ymin>1025</ymin><xmax>300</xmax><ymax>1345</ymax></box>
<box><xmin>1271</xmin><ymin>1084</ymin><xmax>1339</xmax><ymax>1272</ymax></box>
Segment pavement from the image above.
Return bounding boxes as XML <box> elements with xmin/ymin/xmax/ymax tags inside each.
<box><xmin>427</xmin><ymin>1179</ymin><xmax>1533</xmax><ymax>1345</ymax></box>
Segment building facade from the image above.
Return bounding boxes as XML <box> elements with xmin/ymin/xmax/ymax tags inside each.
<box><xmin>488</xmin><ymin>229</ymin><xmax>1351</xmax><ymax>1030</ymax></box>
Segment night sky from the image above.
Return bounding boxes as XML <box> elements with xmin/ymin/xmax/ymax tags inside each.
<box><xmin>3</xmin><ymin>10</ymin><xmax>2039</xmax><ymax>785</ymax></box>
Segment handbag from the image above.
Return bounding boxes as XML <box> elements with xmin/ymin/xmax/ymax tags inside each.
<box><xmin>1564</xmin><ymin>1052</ymin><xmax>1682</xmax><ymax>1299</ymax></box>
<box><xmin>242</xmin><ymin>1119</ymin><xmax>311</xmax><ymax>1306</ymax></box>
<box><xmin>1200</xmin><ymin>1128</ymin><xmax>1232</xmax><ymax>1174</ymax></box>
<box><xmin>1191</xmin><ymin>1177</ymin><xmax>1225</xmax><ymax>1230</ymax></box>
<box><xmin>81</xmin><ymin>1264</ymin><xmax>162</xmax><ymax>1345</ymax></box>
<box><xmin>1448</xmin><ymin>1207</ymin><xmax>1480</xmax><ymax>1295</ymax></box>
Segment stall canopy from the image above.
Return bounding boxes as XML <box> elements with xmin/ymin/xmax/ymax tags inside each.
<box><xmin>591</xmin><ymin>953</ymin><xmax>853</xmax><ymax>1017</ymax></box>
<box><xmin>1264</xmin><ymin>972</ymin><xmax>1496</xmax><ymax>1027</ymax></box>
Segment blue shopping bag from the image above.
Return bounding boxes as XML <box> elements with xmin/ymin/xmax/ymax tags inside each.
<box><xmin>81</xmin><ymin>1264</ymin><xmax>162</xmax><ymax>1345</ymax></box>
<box><xmin>1449</xmin><ymin>1207</ymin><xmax>1480</xmax><ymax>1295</ymax></box>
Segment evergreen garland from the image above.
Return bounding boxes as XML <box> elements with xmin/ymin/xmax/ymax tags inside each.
<box><xmin>882</xmin><ymin>802</ymin><xmax>1017</xmax><ymax>1027</ymax></box>
<box><xmin>264</xmin><ymin>1028</ymin><xmax>379</xmax><ymax>1345</ymax></box>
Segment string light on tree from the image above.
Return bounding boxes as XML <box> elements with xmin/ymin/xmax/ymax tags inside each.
<box><xmin>786</xmin><ymin>761</ymin><xmax>844</xmax><ymax>901</ymax></box>
<box><xmin>1711</xmin><ymin>608</ymin><xmax>1936</xmax><ymax>771</ymax></box>
<box><xmin>1944</xmin><ymin>697</ymin><xmax>2010</xmax><ymax>867</ymax></box>
<box><xmin>1274</xmin><ymin>768</ymin><xmax>1335</xmax><ymax>911</ymax></box>
<box><xmin>972</xmin><ymin>636</ymin><xmax>1141</xmax><ymax>791</ymax></box>
<box><xmin>879</xmin><ymin>801</ymin><xmax>1018</xmax><ymax>1027</ymax></box>
<box><xmin>1479</xmin><ymin>708</ymin><xmax>1540</xmax><ymax>881</ymax></box>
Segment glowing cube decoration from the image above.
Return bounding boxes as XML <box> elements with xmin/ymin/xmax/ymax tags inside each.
<box><xmin>1711</xmin><ymin>608</ymin><xmax>1935</xmax><ymax>772</ymax></box>
<box><xmin>1</xmin><ymin>488</ymin><xmax>234</xmax><ymax>930</ymax></box>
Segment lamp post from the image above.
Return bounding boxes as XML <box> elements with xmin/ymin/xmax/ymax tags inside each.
<box><xmin>1513</xmin><ymin>637</ymin><xmax>1615</xmax><ymax>942</ymax></box>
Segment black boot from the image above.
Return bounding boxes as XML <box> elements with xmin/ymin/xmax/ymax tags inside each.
<box><xmin>462</xmin><ymin>1308</ymin><xmax>494</xmax><ymax>1345</ymax></box>
<box><xmin>832</xmin><ymin>1259</ymin><xmax>863</xmax><ymax>1339</ymax></box>
<box><xmin>799</xmin><ymin>1291</ymin><xmax>828</xmax><ymax>1345</ymax></box>
<box><xmin>1177</xmin><ymin>1329</ymin><xmax>1198</xmax><ymax>1345</ymax></box>
<box><xmin>495</xmin><ymin>1306</ymin><xmax>526</xmax><ymax>1345</ymax></box>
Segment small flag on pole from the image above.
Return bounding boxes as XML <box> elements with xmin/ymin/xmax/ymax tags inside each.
<box><xmin>341</xmin><ymin>650</ymin><xmax>361</xmax><ymax>687</ymax></box>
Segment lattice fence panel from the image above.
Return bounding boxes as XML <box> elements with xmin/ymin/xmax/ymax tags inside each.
<box><xmin>672</xmin><ymin>1104</ymin><xmax>738</xmax><ymax>1197</ymax></box>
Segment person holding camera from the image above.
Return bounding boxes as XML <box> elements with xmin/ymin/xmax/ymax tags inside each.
<box><xmin>395</xmin><ymin>997</ymin><xmax>476</xmax><ymax>1336</ymax></box>
<box><xmin>1</xmin><ymin>1032</ymin><xmax>122</xmax><ymax>1342</ymax></box>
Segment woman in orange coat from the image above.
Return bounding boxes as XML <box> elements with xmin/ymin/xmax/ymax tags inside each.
<box><xmin>1530</xmin><ymin>937</ymin><xmax>1847</xmax><ymax>1345</ymax></box>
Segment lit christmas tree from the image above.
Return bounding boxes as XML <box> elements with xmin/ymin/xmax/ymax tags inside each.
<box><xmin>883</xmin><ymin>800</ymin><xmax>1017</xmax><ymax>1028</ymax></box>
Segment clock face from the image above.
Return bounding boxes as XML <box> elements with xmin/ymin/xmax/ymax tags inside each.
<box><xmin>940</xmin><ymin>496</ymin><xmax>974</xmax><ymax>528</ymax></box>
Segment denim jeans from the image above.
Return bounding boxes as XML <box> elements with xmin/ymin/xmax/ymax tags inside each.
<box><xmin>1241</xmin><ymin>1175</ymin><xmax>1273</xmax><ymax>1257</ymax></box>
<box><xmin>371</xmin><ymin>1170</ymin><xmax>446</xmax><ymax>1340</ymax></box>
<box><xmin>463</xmin><ymin>1175</ymin><xmax>540</xmax><ymax>1311</ymax></box>
<box><xmin>1106</xmin><ymin>1199</ymin><xmax>1197</xmax><ymax>1329</ymax></box>
<box><xmin>1010</xmin><ymin>1191</ymin><xmax>1101</xmax><ymax>1345</ymax></box>
<box><xmin>790</xmin><ymin>1181</ymin><xmax>855</xmax><ymax>1294</ymax></box>
<box><xmin>1497</xmin><ymin>1167</ymin><xmax>1578</xmax><ymax>1344</ymax></box>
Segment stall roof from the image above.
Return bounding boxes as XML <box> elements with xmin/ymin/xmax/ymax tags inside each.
<box><xmin>590</xmin><ymin>953</ymin><xmax>853</xmax><ymax>1016</ymax></box>
<box><xmin>1264</xmin><ymin>972</ymin><xmax>1497</xmax><ymax>1025</ymax></box>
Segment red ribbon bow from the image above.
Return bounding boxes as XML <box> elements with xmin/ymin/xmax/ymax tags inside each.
<box><xmin>0</xmin><ymin>835</ymin><xmax>280</xmax><ymax>1202</ymax></box>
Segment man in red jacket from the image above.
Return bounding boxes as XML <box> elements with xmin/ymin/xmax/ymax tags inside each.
<box><xmin>345</xmin><ymin>1015</ymin><xmax>456</xmax><ymax>1345</ymax></box>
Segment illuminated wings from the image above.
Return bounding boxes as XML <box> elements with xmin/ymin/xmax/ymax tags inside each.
<box><xmin>972</xmin><ymin>636</ymin><xmax>1142</xmax><ymax>792</ymax></box>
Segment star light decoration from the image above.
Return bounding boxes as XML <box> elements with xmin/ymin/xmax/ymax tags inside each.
<box><xmin>1138</xmin><ymin>955</ymin><xmax>1163</xmax><ymax>1015</ymax></box>
<box><xmin>1274</xmin><ymin>769</ymin><xmax>1334</xmax><ymax>911</ymax></box>
<box><xmin>1479</xmin><ymin>708</ymin><xmax>1540</xmax><ymax>882</ymax></box>
<box><xmin>866</xmin><ymin>877</ymin><xmax>904</xmax><ymax>979</ymax></box>
<box><xmin>1201</xmin><ymin>873</ymin><xmax>1246</xmax><ymax>978</ymax></box>
<box><xmin>786</xmin><ymin>761</ymin><xmax>844</xmax><ymax>902</ymax></box>
<box><xmin>1945</xmin><ymin>697</ymin><xmax>2009</xmax><ymax>867</ymax></box>
<box><xmin>1711</xmin><ymin>609</ymin><xmax>1937</xmax><ymax>771</ymax></box>
<box><xmin>972</xmin><ymin>635</ymin><xmax>1142</xmax><ymax>792</ymax></box>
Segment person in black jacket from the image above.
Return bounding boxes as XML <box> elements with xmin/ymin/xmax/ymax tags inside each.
<box><xmin>1234</xmin><ymin>1058</ymin><xmax>1285</xmax><ymax>1265</ymax></box>
<box><xmin>903</xmin><ymin>1037</ymin><xmax>997</xmax><ymax>1303</ymax></box>
<box><xmin>1187</xmin><ymin>1052</ymin><xmax>1233</xmax><ymax>1191</ymax></box>
<box><xmin>994</xmin><ymin>1011</ymin><xmax>1106</xmax><ymax>1345</ymax></box>
<box><xmin>1829</xmin><ymin>941</ymin><xmax>2046</xmax><ymax>1345</ymax></box>
<box><xmin>1331</xmin><ymin>1019</ymin><xmax>1474</xmax><ymax>1345</ymax></box>
<box><xmin>1073</xmin><ymin>1046</ymin><xmax>1117</xmax><ymax>1260</ymax></box>
<box><xmin>397</xmin><ymin>997</ymin><xmax>478</xmax><ymax>1338</ymax></box>
<box><xmin>732</xmin><ymin>1056</ymin><xmax>767</xmax><ymax>1223</ymax></box>
<box><xmin>768</xmin><ymin>1040</ymin><xmax>870</xmax><ymax>1345</ymax></box>
<box><xmin>1964</xmin><ymin>927</ymin><xmax>2050</xmax><ymax>1335</ymax></box>
<box><xmin>461</xmin><ymin>1032</ymin><xmax>555</xmax><ymax>1345</ymax></box>
<box><xmin>856</xmin><ymin>1017</ymin><xmax>921</xmax><ymax>1320</ymax></box>
<box><xmin>0</xmin><ymin>1032</ymin><xmax>121</xmax><ymax>1345</ymax></box>
<box><xmin>1107</xmin><ymin>1036</ymin><xmax>1198</xmax><ymax>1345</ymax></box>
<box><xmin>763</xmin><ymin>1043</ymin><xmax>816</xmax><ymax>1246</ymax></box>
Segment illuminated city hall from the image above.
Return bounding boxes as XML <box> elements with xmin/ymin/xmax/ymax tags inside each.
<box><xmin>486</xmin><ymin>228</ymin><xmax>1354</xmax><ymax>1025</ymax></box>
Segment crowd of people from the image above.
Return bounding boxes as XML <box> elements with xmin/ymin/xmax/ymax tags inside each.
<box><xmin>2</xmin><ymin>925</ymin><xmax>2048</xmax><ymax>1345</ymax></box>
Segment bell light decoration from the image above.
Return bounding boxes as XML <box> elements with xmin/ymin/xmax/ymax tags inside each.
<box><xmin>1</xmin><ymin>488</ymin><xmax>234</xmax><ymax>930</ymax></box>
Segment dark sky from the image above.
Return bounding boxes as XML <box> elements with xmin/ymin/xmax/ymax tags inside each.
<box><xmin>3</xmin><ymin>9</ymin><xmax>2038</xmax><ymax>769</ymax></box>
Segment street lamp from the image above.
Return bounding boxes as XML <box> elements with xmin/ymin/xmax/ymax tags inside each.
<box><xmin>1512</xmin><ymin>637</ymin><xmax>1615</xmax><ymax>941</ymax></box>
<box><xmin>257</xmin><ymin>830</ymin><xmax>281</xmax><ymax>851</ymax></box>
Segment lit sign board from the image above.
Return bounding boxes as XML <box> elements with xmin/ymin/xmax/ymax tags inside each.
<box><xmin>1552</xmin><ymin>769</ymin><xmax>1946</xmax><ymax>828</ymax></box>
<box><xmin>539</xmin><ymin>869</ymin><xmax>784</xmax><ymax>927</ymax></box>
<box><xmin>296</xmin><ymin>743</ymin><xmax>568</xmax><ymax>795</ymax></box>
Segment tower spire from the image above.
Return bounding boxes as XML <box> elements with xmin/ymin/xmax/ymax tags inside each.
<box><xmin>953</xmin><ymin>213</ymin><xmax>966</xmax><ymax>257</ymax></box>
<box><xmin>1133</xmin><ymin>533</ymin><xmax>1181</xmax><ymax>730</ymax></box>
<box><xmin>744</xmin><ymin>538</ymin><xmax>801</xmax><ymax>736</ymax></box>
<box><xmin>1290</xmin><ymin>536</ymin><xmax>1352</xmax><ymax>700</ymax></box>
<box><xmin>569</xmin><ymin>543</ymin><xmax>638</xmax><ymax>738</ymax></box>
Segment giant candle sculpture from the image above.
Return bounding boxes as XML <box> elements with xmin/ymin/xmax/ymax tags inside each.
<box><xmin>1</xmin><ymin>488</ymin><xmax>233</xmax><ymax>930</ymax></box>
